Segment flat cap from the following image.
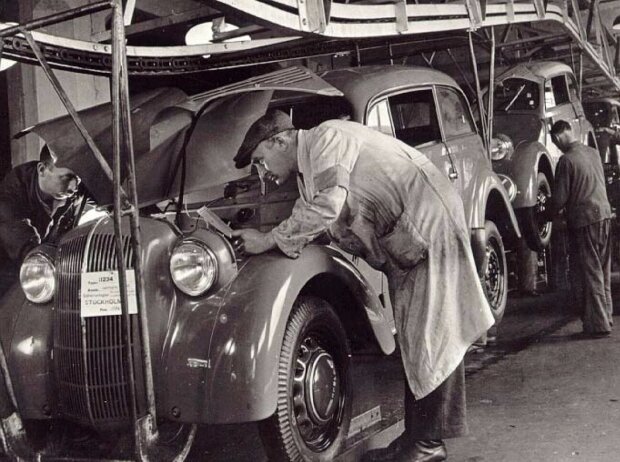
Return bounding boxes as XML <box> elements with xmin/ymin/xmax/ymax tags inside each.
<box><xmin>234</xmin><ymin>109</ymin><xmax>294</xmax><ymax>168</ymax></box>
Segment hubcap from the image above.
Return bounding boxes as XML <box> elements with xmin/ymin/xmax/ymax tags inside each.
<box><xmin>536</xmin><ymin>186</ymin><xmax>552</xmax><ymax>240</ymax></box>
<box><xmin>292</xmin><ymin>335</ymin><xmax>342</xmax><ymax>451</ymax></box>
<box><xmin>484</xmin><ymin>240</ymin><xmax>504</xmax><ymax>312</ymax></box>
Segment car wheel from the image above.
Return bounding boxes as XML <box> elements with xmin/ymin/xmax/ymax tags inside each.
<box><xmin>482</xmin><ymin>221</ymin><xmax>508</xmax><ymax>324</ymax></box>
<box><xmin>258</xmin><ymin>296</ymin><xmax>352</xmax><ymax>462</ymax></box>
<box><xmin>522</xmin><ymin>172</ymin><xmax>552</xmax><ymax>251</ymax></box>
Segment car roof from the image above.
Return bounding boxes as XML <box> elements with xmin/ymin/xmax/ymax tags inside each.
<box><xmin>497</xmin><ymin>61</ymin><xmax>573</xmax><ymax>82</ymax></box>
<box><xmin>320</xmin><ymin>65</ymin><xmax>460</xmax><ymax>108</ymax></box>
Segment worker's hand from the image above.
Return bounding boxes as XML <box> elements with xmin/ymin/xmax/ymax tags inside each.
<box><xmin>231</xmin><ymin>228</ymin><xmax>276</xmax><ymax>255</ymax></box>
<box><xmin>596</xmin><ymin>127</ymin><xmax>615</xmax><ymax>135</ymax></box>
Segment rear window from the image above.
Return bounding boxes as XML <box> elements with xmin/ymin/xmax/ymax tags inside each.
<box><xmin>494</xmin><ymin>78</ymin><xmax>539</xmax><ymax>112</ymax></box>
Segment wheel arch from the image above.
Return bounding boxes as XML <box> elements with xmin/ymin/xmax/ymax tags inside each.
<box><xmin>469</xmin><ymin>174</ymin><xmax>521</xmax><ymax>273</ymax></box>
<box><xmin>500</xmin><ymin>142</ymin><xmax>553</xmax><ymax>209</ymax></box>
<box><xmin>537</xmin><ymin>154</ymin><xmax>554</xmax><ymax>193</ymax></box>
<box><xmin>484</xmin><ymin>186</ymin><xmax>521</xmax><ymax>251</ymax></box>
<box><xmin>300</xmin><ymin>273</ymin><xmax>387</xmax><ymax>354</ymax></box>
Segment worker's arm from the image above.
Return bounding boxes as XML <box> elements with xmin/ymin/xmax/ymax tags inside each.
<box><xmin>234</xmin><ymin>125</ymin><xmax>356</xmax><ymax>257</ymax></box>
<box><xmin>549</xmin><ymin>156</ymin><xmax>571</xmax><ymax>218</ymax></box>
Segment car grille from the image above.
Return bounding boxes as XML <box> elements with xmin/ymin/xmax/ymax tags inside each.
<box><xmin>54</xmin><ymin>232</ymin><xmax>139</xmax><ymax>427</ymax></box>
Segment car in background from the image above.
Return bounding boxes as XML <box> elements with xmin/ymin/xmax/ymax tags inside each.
<box><xmin>308</xmin><ymin>66</ymin><xmax>520</xmax><ymax>324</ymax></box>
<box><xmin>584</xmin><ymin>97</ymin><xmax>620</xmax><ymax>267</ymax></box>
<box><xmin>0</xmin><ymin>65</ymin><xmax>517</xmax><ymax>462</ymax></box>
<box><xmin>491</xmin><ymin>61</ymin><xmax>597</xmax><ymax>251</ymax></box>
<box><xmin>583</xmin><ymin>97</ymin><xmax>620</xmax><ymax>165</ymax></box>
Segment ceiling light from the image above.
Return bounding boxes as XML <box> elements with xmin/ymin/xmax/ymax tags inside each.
<box><xmin>185</xmin><ymin>21</ymin><xmax>250</xmax><ymax>46</ymax></box>
<box><xmin>0</xmin><ymin>59</ymin><xmax>17</xmax><ymax>72</ymax></box>
<box><xmin>0</xmin><ymin>22</ymin><xmax>18</xmax><ymax>71</ymax></box>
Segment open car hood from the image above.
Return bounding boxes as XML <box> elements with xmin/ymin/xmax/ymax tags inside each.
<box><xmin>17</xmin><ymin>66</ymin><xmax>342</xmax><ymax>206</ymax></box>
<box><xmin>495</xmin><ymin>64</ymin><xmax>542</xmax><ymax>84</ymax></box>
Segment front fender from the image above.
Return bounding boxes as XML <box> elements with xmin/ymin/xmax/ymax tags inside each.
<box><xmin>466</xmin><ymin>170</ymin><xmax>521</xmax><ymax>270</ymax></box>
<box><xmin>0</xmin><ymin>280</ymin><xmax>54</xmax><ymax>421</ymax></box>
<box><xmin>162</xmin><ymin>245</ymin><xmax>394</xmax><ymax>425</ymax></box>
<box><xmin>467</xmin><ymin>169</ymin><xmax>520</xmax><ymax>237</ymax></box>
<box><xmin>493</xmin><ymin>141</ymin><xmax>553</xmax><ymax>209</ymax></box>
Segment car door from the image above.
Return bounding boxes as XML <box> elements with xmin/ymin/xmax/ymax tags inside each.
<box><xmin>567</xmin><ymin>73</ymin><xmax>588</xmax><ymax>142</ymax></box>
<box><xmin>435</xmin><ymin>85</ymin><xmax>483</xmax><ymax>208</ymax></box>
<box><xmin>544</xmin><ymin>73</ymin><xmax>576</xmax><ymax>163</ymax></box>
<box><xmin>371</xmin><ymin>87</ymin><xmax>457</xmax><ymax>189</ymax></box>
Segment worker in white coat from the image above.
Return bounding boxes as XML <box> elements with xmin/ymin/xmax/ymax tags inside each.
<box><xmin>232</xmin><ymin>110</ymin><xmax>494</xmax><ymax>462</ymax></box>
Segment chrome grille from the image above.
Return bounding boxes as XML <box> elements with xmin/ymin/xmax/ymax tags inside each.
<box><xmin>54</xmin><ymin>232</ymin><xmax>136</xmax><ymax>426</ymax></box>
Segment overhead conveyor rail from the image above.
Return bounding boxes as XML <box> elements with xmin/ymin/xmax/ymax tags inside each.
<box><xmin>0</xmin><ymin>0</ymin><xmax>618</xmax><ymax>95</ymax></box>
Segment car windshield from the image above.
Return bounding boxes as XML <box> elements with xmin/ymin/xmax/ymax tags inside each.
<box><xmin>494</xmin><ymin>78</ymin><xmax>539</xmax><ymax>112</ymax></box>
<box><xmin>583</xmin><ymin>102</ymin><xmax>609</xmax><ymax>128</ymax></box>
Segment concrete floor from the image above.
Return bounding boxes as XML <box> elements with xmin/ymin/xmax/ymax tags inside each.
<box><xmin>450</xmin><ymin>314</ymin><xmax>620</xmax><ymax>462</ymax></box>
<box><xmin>355</xmin><ymin>286</ymin><xmax>620</xmax><ymax>462</ymax></box>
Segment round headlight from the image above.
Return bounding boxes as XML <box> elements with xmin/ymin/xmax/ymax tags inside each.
<box><xmin>170</xmin><ymin>241</ymin><xmax>218</xmax><ymax>296</ymax></box>
<box><xmin>490</xmin><ymin>133</ymin><xmax>514</xmax><ymax>161</ymax></box>
<box><xmin>20</xmin><ymin>253</ymin><xmax>56</xmax><ymax>303</ymax></box>
<box><xmin>497</xmin><ymin>173</ymin><xmax>518</xmax><ymax>202</ymax></box>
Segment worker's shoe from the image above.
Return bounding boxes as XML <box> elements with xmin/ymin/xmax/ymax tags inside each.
<box><xmin>396</xmin><ymin>440</ymin><xmax>447</xmax><ymax>462</ymax></box>
<box><xmin>363</xmin><ymin>438</ymin><xmax>446</xmax><ymax>462</ymax></box>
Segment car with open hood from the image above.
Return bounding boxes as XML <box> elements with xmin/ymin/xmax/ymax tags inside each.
<box><xmin>0</xmin><ymin>65</ymin><xmax>518</xmax><ymax>461</ymax></box>
<box><xmin>491</xmin><ymin>61</ymin><xmax>597</xmax><ymax>250</ymax></box>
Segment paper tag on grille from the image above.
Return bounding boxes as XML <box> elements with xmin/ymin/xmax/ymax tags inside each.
<box><xmin>80</xmin><ymin>270</ymin><xmax>138</xmax><ymax>318</ymax></box>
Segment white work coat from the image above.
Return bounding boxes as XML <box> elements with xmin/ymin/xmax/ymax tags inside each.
<box><xmin>272</xmin><ymin>120</ymin><xmax>494</xmax><ymax>398</ymax></box>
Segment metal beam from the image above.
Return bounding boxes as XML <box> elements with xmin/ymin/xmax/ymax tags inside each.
<box><xmin>0</xmin><ymin>1</ymin><xmax>110</xmax><ymax>38</ymax></box>
<box><xmin>586</xmin><ymin>0</ymin><xmax>599</xmax><ymax>39</ymax></box>
<box><xmin>92</xmin><ymin>6</ymin><xmax>220</xmax><ymax>42</ymax></box>
<box><xmin>124</xmin><ymin>0</ymin><xmax>137</xmax><ymax>25</ymax></box>
<box><xmin>469</xmin><ymin>31</ymin><xmax>487</xmax><ymax>145</ymax></box>
<box><xmin>495</xmin><ymin>32</ymin><xmax>568</xmax><ymax>49</ymax></box>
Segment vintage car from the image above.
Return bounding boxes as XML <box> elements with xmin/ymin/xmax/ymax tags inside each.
<box><xmin>491</xmin><ymin>61</ymin><xmax>597</xmax><ymax>250</ymax></box>
<box><xmin>583</xmin><ymin>97</ymin><xmax>620</xmax><ymax>266</ymax></box>
<box><xmin>0</xmin><ymin>65</ymin><xmax>517</xmax><ymax>461</ymax></box>
<box><xmin>583</xmin><ymin>97</ymin><xmax>620</xmax><ymax>165</ymax></box>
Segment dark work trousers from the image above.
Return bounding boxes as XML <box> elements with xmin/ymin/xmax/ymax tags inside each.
<box><xmin>568</xmin><ymin>219</ymin><xmax>613</xmax><ymax>333</ymax></box>
<box><xmin>517</xmin><ymin>238</ymin><xmax>537</xmax><ymax>292</ymax></box>
<box><xmin>404</xmin><ymin>361</ymin><xmax>466</xmax><ymax>440</ymax></box>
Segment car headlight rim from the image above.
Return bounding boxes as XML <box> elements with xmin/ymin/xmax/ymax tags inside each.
<box><xmin>20</xmin><ymin>252</ymin><xmax>56</xmax><ymax>304</ymax></box>
<box><xmin>170</xmin><ymin>240</ymin><xmax>219</xmax><ymax>297</ymax></box>
<box><xmin>497</xmin><ymin>173</ymin><xmax>518</xmax><ymax>202</ymax></box>
<box><xmin>490</xmin><ymin>133</ymin><xmax>514</xmax><ymax>161</ymax></box>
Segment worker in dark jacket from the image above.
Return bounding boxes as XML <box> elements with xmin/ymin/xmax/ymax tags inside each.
<box><xmin>0</xmin><ymin>145</ymin><xmax>85</xmax><ymax>298</ymax></box>
<box><xmin>549</xmin><ymin>120</ymin><xmax>613</xmax><ymax>337</ymax></box>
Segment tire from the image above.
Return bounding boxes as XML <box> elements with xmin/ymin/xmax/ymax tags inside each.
<box><xmin>522</xmin><ymin>172</ymin><xmax>553</xmax><ymax>251</ymax></box>
<box><xmin>481</xmin><ymin>221</ymin><xmax>508</xmax><ymax>324</ymax></box>
<box><xmin>258</xmin><ymin>296</ymin><xmax>352</xmax><ymax>462</ymax></box>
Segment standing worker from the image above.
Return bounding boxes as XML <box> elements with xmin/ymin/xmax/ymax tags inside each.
<box><xmin>0</xmin><ymin>145</ymin><xmax>86</xmax><ymax>298</ymax></box>
<box><xmin>231</xmin><ymin>110</ymin><xmax>494</xmax><ymax>462</ymax></box>
<box><xmin>549</xmin><ymin>120</ymin><xmax>613</xmax><ymax>337</ymax></box>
